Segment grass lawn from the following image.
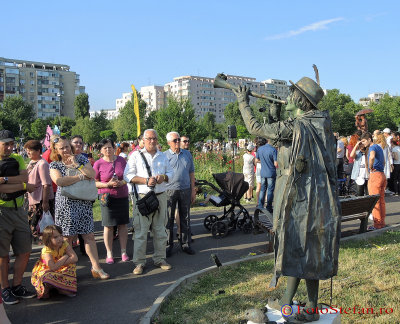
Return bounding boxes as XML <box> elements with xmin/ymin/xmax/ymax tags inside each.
<box><xmin>155</xmin><ymin>231</ymin><xmax>400</xmax><ymax>324</ymax></box>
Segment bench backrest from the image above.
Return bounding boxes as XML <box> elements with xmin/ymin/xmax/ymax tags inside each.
<box><xmin>340</xmin><ymin>195</ymin><xmax>380</xmax><ymax>217</ymax></box>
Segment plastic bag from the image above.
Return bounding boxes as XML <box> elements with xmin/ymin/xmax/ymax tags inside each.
<box><xmin>38</xmin><ymin>210</ymin><xmax>55</xmax><ymax>233</ymax></box>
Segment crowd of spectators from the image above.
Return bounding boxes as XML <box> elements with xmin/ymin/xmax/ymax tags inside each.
<box><xmin>1</xmin><ymin>124</ymin><xmax>399</xmax><ymax>321</ymax></box>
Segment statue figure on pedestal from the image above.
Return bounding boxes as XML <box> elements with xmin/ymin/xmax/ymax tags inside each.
<box><xmin>233</xmin><ymin>77</ymin><xmax>340</xmax><ymax>323</ymax></box>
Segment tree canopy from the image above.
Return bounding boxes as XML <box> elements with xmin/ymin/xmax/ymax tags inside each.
<box><xmin>74</xmin><ymin>93</ymin><xmax>90</xmax><ymax>119</ymax></box>
<box><xmin>0</xmin><ymin>96</ymin><xmax>35</xmax><ymax>138</ymax></box>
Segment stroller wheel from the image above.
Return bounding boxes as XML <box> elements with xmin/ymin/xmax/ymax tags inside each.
<box><xmin>242</xmin><ymin>221</ymin><xmax>253</xmax><ymax>234</ymax></box>
<box><xmin>237</xmin><ymin>218</ymin><xmax>244</xmax><ymax>229</ymax></box>
<box><xmin>204</xmin><ymin>214</ymin><xmax>218</xmax><ymax>231</ymax></box>
<box><xmin>211</xmin><ymin>221</ymin><xmax>228</xmax><ymax>239</ymax></box>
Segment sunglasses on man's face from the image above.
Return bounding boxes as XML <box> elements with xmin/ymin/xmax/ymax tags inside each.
<box><xmin>172</xmin><ymin>138</ymin><xmax>181</xmax><ymax>143</ymax></box>
<box><xmin>182</xmin><ymin>140</ymin><xmax>190</xmax><ymax>143</ymax></box>
<box><xmin>53</xmin><ymin>136</ymin><xmax>67</xmax><ymax>144</ymax></box>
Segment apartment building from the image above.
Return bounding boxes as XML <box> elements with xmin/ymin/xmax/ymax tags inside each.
<box><xmin>358</xmin><ymin>92</ymin><xmax>386</xmax><ymax>107</ymax></box>
<box><xmin>105</xmin><ymin>75</ymin><xmax>289</xmax><ymax>123</ymax></box>
<box><xmin>163</xmin><ymin>75</ymin><xmax>287</xmax><ymax>123</ymax></box>
<box><xmin>261</xmin><ymin>79</ymin><xmax>289</xmax><ymax>100</ymax></box>
<box><xmin>0</xmin><ymin>57</ymin><xmax>85</xmax><ymax>118</ymax></box>
<box><xmin>140</xmin><ymin>85</ymin><xmax>165</xmax><ymax>114</ymax></box>
<box><xmin>116</xmin><ymin>92</ymin><xmax>132</xmax><ymax>111</ymax></box>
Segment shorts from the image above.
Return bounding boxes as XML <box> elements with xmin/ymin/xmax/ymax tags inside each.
<box><xmin>0</xmin><ymin>207</ymin><xmax>32</xmax><ymax>257</ymax></box>
<box><xmin>244</xmin><ymin>173</ymin><xmax>255</xmax><ymax>188</ymax></box>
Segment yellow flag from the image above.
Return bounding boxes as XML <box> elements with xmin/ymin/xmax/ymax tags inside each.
<box><xmin>131</xmin><ymin>84</ymin><xmax>141</xmax><ymax>137</ymax></box>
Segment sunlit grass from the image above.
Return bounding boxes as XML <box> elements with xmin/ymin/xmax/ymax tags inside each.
<box><xmin>155</xmin><ymin>231</ymin><xmax>400</xmax><ymax>324</ymax></box>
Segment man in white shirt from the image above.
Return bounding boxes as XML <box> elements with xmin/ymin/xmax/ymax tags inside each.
<box><xmin>124</xmin><ymin>129</ymin><xmax>174</xmax><ymax>275</ymax></box>
<box><xmin>383</xmin><ymin>128</ymin><xmax>392</xmax><ymax>147</ymax></box>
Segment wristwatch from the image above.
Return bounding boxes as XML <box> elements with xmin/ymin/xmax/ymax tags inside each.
<box><xmin>3</xmin><ymin>177</ymin><xmax>8</xmax><ymax>184</ymax></box>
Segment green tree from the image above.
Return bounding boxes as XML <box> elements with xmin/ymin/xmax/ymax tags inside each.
<box><xmin>71</xmin><ymin>117</ymin><xmax>96</xmax><ymax>144</ymax></box>
<box><xmin>99</xmin><ymin>130</ymin><xmax>117</xmax><ymax>141</ymax></box>
<box><xmin>367</xmin><ymin>94</ymin><xmax>400</xmax><ymax>131</ymax></box>
<box><xmin>223</xmin><ymin>101</ymin><xmax>250</xmax><ymax>138</ymax></box>
<box><xmin>0</xmin><ymin>95</ymin><xmax>35</xmax><ymax>137</ymax></box>
<box><xmin>74</xmin><ymin>93</ymin><xmax>90</xmax><ymax>119</ymax></box>
<box><xmin>317</xmin><ymin>89</ymin><xmax>360</xmax><ymax>135</ymax></box>
<box><xmin>144</xmin><ymin>110</ymin><xmax>158</xmax><ymax>130</ymax></box>
<box><xmin>27</xmin><ymin>118</ymin><xmax>48</xmax><ymax>140</ymax></box>
<box><xmin>113</xmin><ymin>94</ymin><xmax>147</xmax><ymax>141</ymax></box>
<box><xmin>153</xmin><ymin>96</ymin><xmax>200</xmax><ymax>146</ymax></box>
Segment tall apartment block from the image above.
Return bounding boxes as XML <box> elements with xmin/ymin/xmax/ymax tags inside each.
<box><xmin>161</xmin><ymin>75</ymin><xmax>289</xmax><ymax>123</ymax></box>
<box><xmin>0</xmin><ymin>57</ymin><xmax>85</xmax><ymax>119</ymax></box>
<box><xmin>140</xmin><ymin>86</ymin><xmax>165</xmax><ymax>114</ymax></box>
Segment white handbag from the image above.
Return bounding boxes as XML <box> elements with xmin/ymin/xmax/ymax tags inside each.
<box><xmin>60</xmin><ymin>167</ymin><xmax>98</xmax><ymax>201</ymax></box>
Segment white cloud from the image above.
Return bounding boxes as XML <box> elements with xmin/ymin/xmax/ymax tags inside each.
<box><xmin>265</xmin><ymin>17</ymin><xmax>344</xmax><ymax>40</ymax></box>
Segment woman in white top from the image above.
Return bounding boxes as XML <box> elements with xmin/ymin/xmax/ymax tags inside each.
<box><xmin>242</xmin><ymin>144</ymin><xmax>255</xmax><ymax>202</ymax></box>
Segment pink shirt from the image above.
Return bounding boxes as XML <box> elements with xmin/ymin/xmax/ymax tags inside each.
<box><xmin>27</xmin><ymin>158</ymin><xmax>54</xmax><ymax>205</ymax></box>
<box><xmin>93</xmin><ymin>156</ymin><xmax>128</xmax><ymax>198</ymax></box>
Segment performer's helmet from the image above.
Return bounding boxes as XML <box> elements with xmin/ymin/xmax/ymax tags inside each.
<box><xmin>289</xmin><ymin>77</ymin><xmax>324</xmax><ymax>109</ymax></box>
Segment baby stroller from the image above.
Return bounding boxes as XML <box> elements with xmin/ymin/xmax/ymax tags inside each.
<box><xmin>196</xmin><ymin>172</ymin><xmax>253</xmax><ymax>238</ymax></box>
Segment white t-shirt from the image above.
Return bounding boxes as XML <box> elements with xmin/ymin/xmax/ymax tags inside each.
<box><xmin>243</xmin><ymin>153</ymin><xmax>255</xmax><ymax>174</ymax></box>
<box><xmin>337</xmin><ymin>140</ymin><xmax>345</xmax><ymax>159</ymax></box>
<box><xmin>392</xmin><ymin>146</ymin><xmax>400</xmax><ymax>164</ymax></box>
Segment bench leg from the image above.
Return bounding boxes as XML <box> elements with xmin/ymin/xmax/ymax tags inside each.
<box><xmin>360</xmin><ymin>217</ymin><xmax>368</xmax><ymax>233</ymax></box>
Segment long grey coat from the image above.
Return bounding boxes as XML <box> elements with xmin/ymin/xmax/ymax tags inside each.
<box><xmin>239</xmin><ymin>107</ymin><xmax>340</xmax><ymax>283</ymax></box>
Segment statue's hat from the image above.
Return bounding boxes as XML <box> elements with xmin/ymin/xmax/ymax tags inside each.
<box><xmin>289</xmin><ymin>77</ymin><xmax>324</xmax><ymax>109</ymax></box>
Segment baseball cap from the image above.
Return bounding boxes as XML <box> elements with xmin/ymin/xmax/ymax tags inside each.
<box><xmin>383</xmin><ymin>128</ymin><xmax>391</xmax><ymax>134</ymax></box>
<box><xmin>247</xmin><ymin>144</ymin><xmax>254</xmax><ymax>151</ymax></box>
<box><xmin>0</xmin><ymin>130</ymin><xmax>15</xmax><ymax>143</ymax></box>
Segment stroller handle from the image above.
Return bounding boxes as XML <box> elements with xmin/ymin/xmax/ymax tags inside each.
<box><xmin>195</xmin><ymin>179</ymin><xmax>223</xmax><ymax>194</ymax></box>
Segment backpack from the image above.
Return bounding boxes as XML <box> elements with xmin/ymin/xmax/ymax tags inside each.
<box><xmin>0</xmin><ymin>157</ymin><xmax>27</xmax><ymax>205</ymax></box>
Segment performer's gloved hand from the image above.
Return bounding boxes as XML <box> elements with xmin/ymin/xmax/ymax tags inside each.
<box><xmin>268</xmin><ymin>95</ymin><xmax>283</xmax><ymax>122</ymax></box>
<box><xmin>233</xmin><ymin>85</ymin><xmax>250</xmax><ymax>105</ymax></box>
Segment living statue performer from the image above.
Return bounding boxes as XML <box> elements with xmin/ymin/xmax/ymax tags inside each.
<box><xmin>233</xmin><ymin>77</ymin><xmax>340</xmax><ymax>323</ymax></box>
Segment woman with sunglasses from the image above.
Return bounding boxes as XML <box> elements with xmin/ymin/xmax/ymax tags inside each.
<box><xmin>49</xmin><ymin>136</ymin><xmax>109</xmax><ymax>280</ymax></box>
<box><xmin>94</xmin><ymin>139</ymin><xmax>129</xmax><ymax>264</ymax></box>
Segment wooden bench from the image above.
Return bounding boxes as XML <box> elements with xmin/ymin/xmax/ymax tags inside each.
<box><xmin>252</xmin><ymin>194</ymin><xmax>380</xmax><ymax>251</ymax></box>
<box><xmin>340</xmin><ymin>194</ymin><xmax>380</xmax><ymax>233</ymax></box>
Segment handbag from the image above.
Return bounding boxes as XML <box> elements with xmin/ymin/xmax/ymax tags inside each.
<box><xmin>134</xmin><ymin>151</ymin><xmax>159</xmax><ymax>216</ymax></box>
<box><xmin>60</xmin><ymin>167</ymin><xmax>98</xmax><ymax>201</ymax></box>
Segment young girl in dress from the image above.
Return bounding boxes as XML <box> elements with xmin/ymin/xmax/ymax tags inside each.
<box><xmin>31</xmin><ymin>225</ymin><xmax>78</xmax><ymax>298</ymax></box>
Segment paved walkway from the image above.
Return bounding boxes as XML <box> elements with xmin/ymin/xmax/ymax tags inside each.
<box><xmin>5</xmin><ymin>195</ymin><xmax>400</xmax><ymax>324</ymax></box>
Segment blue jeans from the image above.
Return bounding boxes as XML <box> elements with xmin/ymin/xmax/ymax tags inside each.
<box><xmin>258</xmin><ymin>177</ymin><xmax>276</xmax><ymax>211</ymax></box>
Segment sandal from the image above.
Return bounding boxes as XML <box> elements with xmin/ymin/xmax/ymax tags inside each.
<box><xmin>91</xmin><ymin>268</ymin><xmax>110</xmax><ymax>280</ymax></box>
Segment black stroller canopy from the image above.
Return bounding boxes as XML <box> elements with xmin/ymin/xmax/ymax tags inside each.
<box><xmin>213</xmin><ymin>172</ymin><xmax>249</xmax><ymax>201</ymax></box>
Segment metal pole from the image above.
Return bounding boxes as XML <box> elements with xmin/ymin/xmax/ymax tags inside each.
<box><xmin>232</xmin><ymin>140</ymin><xmax>235</xmax><ymax>172</ymax></box>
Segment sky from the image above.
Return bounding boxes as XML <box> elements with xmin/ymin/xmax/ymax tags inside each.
<box><xmin>2</xmin><ymin>0</ymin><xmax>400</xmax><ymax>111</ymax></box>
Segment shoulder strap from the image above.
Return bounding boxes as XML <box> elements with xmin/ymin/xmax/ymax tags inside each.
<box><xmin>139</xmin><ymin>151</ymin><xmax>152</xmax><ymax>177</ymax></box>
<box><xmin>133</xmin><ymin>151</ymin><xmax>152</xmax><ymax>199</ymax></box>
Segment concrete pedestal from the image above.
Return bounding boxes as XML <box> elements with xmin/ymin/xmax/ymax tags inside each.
<box><xmin>248</xmin><ymin>304</ymin><xmax>341</xmax><ymax>324</ymax></box>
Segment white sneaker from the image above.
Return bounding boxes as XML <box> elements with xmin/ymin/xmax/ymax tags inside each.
<box><xmin>369</xmin><ymin>213</ymin><xmax>373</xmax><ymax>221</ymax></box>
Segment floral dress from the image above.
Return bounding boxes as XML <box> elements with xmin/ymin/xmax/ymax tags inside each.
<box><xmin>49</xmin><ymin>155</ymin><xmax>94</xmax><ymax>236</ymax></box>
<box><xmin>31</xmin><ymin>241</ymin><xmax>77</xmax><ymax>298</ymax></box>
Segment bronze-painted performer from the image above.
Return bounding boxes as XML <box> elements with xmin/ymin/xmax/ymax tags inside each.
<box><xmin>232</xmin><ymin>77</ymin><xmax>340</xmax><ymax>322</ymax></box>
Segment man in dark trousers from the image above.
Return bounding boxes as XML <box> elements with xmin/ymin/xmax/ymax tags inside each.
<box><xmin>233</xmin><ymin>77</ymin><xmax>340</xmax><ymax>323</ymax></box>
<box><xmin>255</xmin><ymin>139</ymin><xmax>278</xmax><ymax>212</ymax></box>
<box><xmin>165</xmin><ymin>132</ymin><xmax>196</xmax><ymax>256</ymax></box>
